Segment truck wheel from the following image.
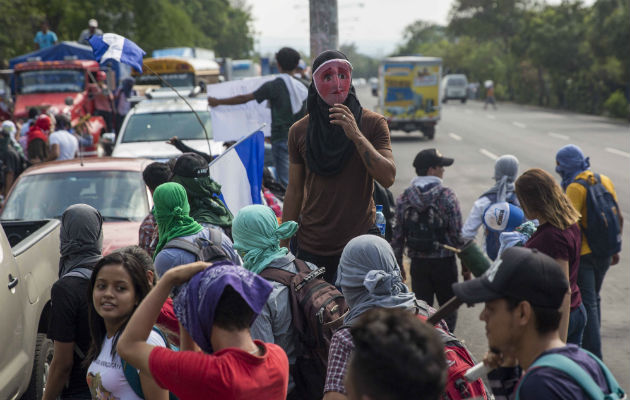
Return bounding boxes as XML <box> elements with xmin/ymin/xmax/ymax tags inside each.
<box><xmin>425</xmin><ymin>126</ymin><xmax>436</xmax><ymax>140</ymax></box>
<box><xmin>442</xmin><ymin>98</ymin><xmax>448</xmax><ymax>103</ymax></box>
<box><xmin>21</xmin><ymin>333</ymin><xmax>54</xmax><ymax>400</ymax></box>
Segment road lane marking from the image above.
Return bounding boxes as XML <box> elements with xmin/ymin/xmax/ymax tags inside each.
<box><xmin>548</xmin><ymin>132</ymin><xmax>570</xmax><ymax>140</ymax></box>
<box><xmin>486</xmin><ymin>115</ymin><xmax>496</xmax><ymax>120</ymax></box>
<box><xmin>605</xmin><ymin>148</ymin><xmax>630</xmax><ymax>158</ymax></box>
<box><xmin>449</xmin><ymin>133</ymin><xmax>462</xmax><ymax>141</ymax></box>
<box><xmin>512</xmin><ymin>122</ymin><xmax>527</xmax><ymax>128</ymax></box>
<box><xmin>479</xmin><ymin>148</ymin><xmax>498</xmax><ymax>160</ymax></box>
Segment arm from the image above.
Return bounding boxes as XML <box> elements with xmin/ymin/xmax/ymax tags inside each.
<box><xmin>461</xmin><ymin>197</ymin><xmax>490</xmax><ymax>241</ymax></box>
<box><xmin>329</xmin><ymin>104</ymin><xmax>396</xmax><ymax>187</ymax></box>
<box><xmin>208</xmin><ymin>93</ymin><xmax>255</xmax><ymax>107</ymax></box>
<box><xmin>3</xmin><ymin>171</ymin><xmax>14</xmax><ymax>197</ymax></box>
<box><xmin>447</xmin><ymin>191</ymin><xmax>465</xmax><ymax>247</ymax></box>
<box><xmin>41</xmin><ymin>341</ymin><xmax>75</xmax><ymax>400</ymax></box>
<box><xmin>139</xmin><ymin>368</ymin><xmax>169</xmax><ymax>400</ymax></box>
<box><xmin>323</xmin><ymin>393</ymin><xmax>347</xmax><ymax>400</ymax></box>
<box><xmin>390</xmin><ymin>199</ymin><xmax>405</xmax><ymax>264</ymax></box>
<box><xmin>555</xmin><ymin>258</ymin><xmax>571</xmax><ymax>343</ymax></box>
<box><xmin>47</xmin><ymin>143</ymin><xmax>60</xmax><ymax>161</ymax></box>
<box><xmin>280</xmin><ymin>162</ymin><xmax>305</xmax><ymax>248</ymax></box>
<box><xmin>167</xmin><ymin>136</ymin><xmax>212</xmax><ymax>162</ymax></box>
<box><xmin>179</xmin><ymin>322</ymin><xmax>201</xmax><ymax>352</ymax></box>
<box><xmin>117</xmin><ymin>262</ymin><xmax>210</xmax><ymax>374</ymax></box>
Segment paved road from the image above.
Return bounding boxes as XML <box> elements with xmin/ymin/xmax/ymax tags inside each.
<box><xmin>356</xmin><ymin>86</ymin><xmax>630</xmax><ymax>389</ymax></box>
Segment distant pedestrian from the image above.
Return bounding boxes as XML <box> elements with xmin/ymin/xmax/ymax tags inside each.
<box><xmin>556</xmin><ymin>144</ymin><xmax>623</xmax><ymax>358</ymax></box>
<box><xmin>34</xmin><ymin>21</ymin><xmax>58</xmax><ymax>49</ymax></box>
<box><xmin>484</xmin><ymin>81</ymin><xmax>497</xmax><ymax>110</ymax></box>
<box><xmin>139</xmin><ymin>162</ymin><xmax>172</xmax><ymax>257</ymax></box>
<box><xmin>48</xmin><ymin>114</ymin><xmax>78</xmax><ymax>161</ymax></box>
<box><xmin>208</xmin><ymin>47</ymin><xmax>308</xmax><ymax>187</ymax></box>
<box><xmin>283</xmin><ymin>50</ymin><xmax>396</xmax><ymax>284</ymax></box>
<box><xmin>114</xmin><ymin>77</ymin><xmax>137</xmax><ymax>131</ymax></box>
<box><xmin>77</xmin><ymin>19</ymin><xmax>102</xmax><ymax>46</ymax></box>
<box><xmin>27</xmin><ymin>114</ymin><xmax>51</xmax><ymax>163</ymax></box>
<box><xmin>92</xmin><ymin>71</ymin><xmax>115</xmax><ymax>132</ymax></box>
<box><xmin>0</xmin><ymin>121</ymin><xmax>25</xmax><ymax>198</ymax></box>
<box><xmin>453</xmin><ymin>247</ymin><xmax>624</xmax><ymax>399</ymax></box>
<box><xmin>391</xmin><ymin>148</ymin><xmax>462</xmax><ymax>331</ymax></box>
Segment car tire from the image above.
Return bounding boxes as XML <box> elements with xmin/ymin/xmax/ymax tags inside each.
<box><xmin>442</xmin><ymin>98</ymin><xmax>448</xmax><ymax>103</ymax></box>
<box><xmin>425</xmin><ymin>126</ymin><xmax>436</xmax><ymax>140</ymax></box>
<box><xmin>461</xmin><ymin>98</ymin><xmax>467</xmax><ymax>104</ymax></box>
<box><xmin>21</xmin><ymin>333</ymin><xmax>54</xmax><ymax>400</ymax></box>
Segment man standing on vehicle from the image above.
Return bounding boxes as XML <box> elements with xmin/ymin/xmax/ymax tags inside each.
<box><xmin>555</xmin><ymin>144</ymin><xmax>623</xmax><ymax>359</ymax></box>
<box><xmin>34</xmin><ymin>20</ymin><xmax>58</xmax><ymax>49</ymax></box>
<box><xmin>207</xmin><ymin>47</ymin><xmax>308</xmax><ymax>187</ymax></box>
<box><xmin>77</xmin><ymin>19</ymin><xmax>103</xmax><ymax>46</ymax></box>
<box><xmin>282</xmin><ymin>50</ymin><xmax>396</xmax><ymax>284</ymax></box>
<box><xmin>391</xmin><ymin>148</ymin><xmax>462</xmax><ymax>332</ymax></box>
<box><xmin>47</xmin><ymin>114</ymin><xmax>78</xmax><ymax>161</ymax></box>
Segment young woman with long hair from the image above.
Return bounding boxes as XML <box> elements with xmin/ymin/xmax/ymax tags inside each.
<box><xmin>515</xmin><ymin>168</ymin><xmax>585</xmax><ymax>345</ymax></box>
<box><xmin>84</xmin><ymin>252</ymin><xmax>168</xmax><ymax>399</ymax></box>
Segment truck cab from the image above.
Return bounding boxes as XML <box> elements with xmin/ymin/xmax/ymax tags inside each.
<box><xmin>13</xmin><ymin>60</ymin><xmax>107</xmax><ymax>156</ymax></box>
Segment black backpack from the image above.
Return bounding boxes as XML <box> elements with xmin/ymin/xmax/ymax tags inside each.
<box><xmin>403</xmin><ymin>197</ymin><xmax>446</xmax><ymax>253</ymax></box>
<box><xmin>259</xmin><ymin>259</ymin><xmax>348</xmax><ymax>400</ymax></box>
<box><xmin>575</xmin><ymin>173</ymin><xmax>622</xmax><ymax>258</ymax></box>
<box><xmin>162</xmin><ymin>228</ymin><xmax>229</xmax><ymax>263</ymax></box>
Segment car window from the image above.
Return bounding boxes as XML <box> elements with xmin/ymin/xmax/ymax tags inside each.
<box><xmin>1</xmin><ymin>171</ymin><xmax>148</xmax><ymax>222</ymax></box>
<box><xmin>447</xmin><ymin>77</ymin><xmax>467</xmax><ymax>87</ymax></box>
<box><xmin>121</xmin><ymin>111</ymin><xmax>213</xmax><ymax>143</ymax></box>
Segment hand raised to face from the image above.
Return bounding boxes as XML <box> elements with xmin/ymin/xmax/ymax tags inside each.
<box><xmin>313</xmin><ymin>59</ymin><xmax>353</xmax><ymax>106</ymax></box>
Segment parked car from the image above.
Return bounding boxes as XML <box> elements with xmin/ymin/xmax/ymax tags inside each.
<box><xmin>1</xmin><ymin>157</ymin><xmax>153</xmax><ymax>254</ymax></box>
<box><xmin>441</xmin><ymin>74</ymin><xmax>469</xmax><ymax>103</ymax></box>
<box><xmin>0</xmin><ymin>218</ymin><xmax>60</xmax><ymax>399</ymax></box>
<box><xmin>112</xmin><ymin>96</ymin><xmax>224</xmax><ymax>161</ymax></box>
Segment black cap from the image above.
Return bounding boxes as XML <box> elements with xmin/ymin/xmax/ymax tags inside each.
<box><xmin>413</xmin><ymin>148</ymin><xmax>454</xmax><ymax>170</ymax></box>
<box><xmin>172</xmin><ymin>153</ymin><xmax>209</xmax><ymax>178</ymax></box>
<box><xmin>452</xmin><ymin>247</ymin><xmax>569</xmax><ymax>308</ymax></box>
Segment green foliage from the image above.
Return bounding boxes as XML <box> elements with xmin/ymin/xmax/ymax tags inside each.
<box><xmin>339</xmin><ymin>43</ymin><xmax>379</xmax><ymax>79</ymax></box>
<box><xmin>604</xmin><ymin>90</ymin><xmax>629</xmax><ymax>119</ymax></box>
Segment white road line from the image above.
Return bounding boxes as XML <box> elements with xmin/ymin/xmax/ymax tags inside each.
<box><xmin>548</xmin><ymin>132</ymin><xmax>570</xmax><ymax>140</ymax></box>
<box><xmin>605</xmin><ymin>147</ymin><xmax>630</xmax><ymax>158</ymax></box>
<box><xmin>479</xmin><ymin>148</ymin><xmax>498</xmax><ymax>160</ymax></box>
<box><xmin>512</xmin><ymin>121</ymin><xmax>527</xmax><ymax>128</ymax></box>
<box><xmin>449</xmin><ymin>133</ymin><xmax>462</xmax><ymax>141</ymax></box>
<box><xmin>486</xmin><ymin>115</ymin><xmax>496</xmax><ymax>120</ymax></box>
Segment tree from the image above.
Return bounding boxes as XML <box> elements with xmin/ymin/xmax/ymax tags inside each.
<box><xmin>339</xmin><ymin>43</ymin><xmax>378</xmax><ymax>78</ymax></box>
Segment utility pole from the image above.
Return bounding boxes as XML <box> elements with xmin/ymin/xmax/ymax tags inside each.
<box><xmin>309</xmin><ymin>0</ymin><xmax>338</xmax><ymax>59</ymax></box>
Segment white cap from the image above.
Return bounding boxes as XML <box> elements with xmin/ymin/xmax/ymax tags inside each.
<box><xmin>483</xmin><ymin>202</ymin><xmax>524</xmax><ymax>232</ymax></box>
<box><xmin>88</xmin><ymin>19</ymin><xmax>98</xmax><ymax>28</ymax></box>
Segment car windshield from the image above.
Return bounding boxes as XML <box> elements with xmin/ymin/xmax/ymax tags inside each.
<box><xmin>448</xmin><ymin>78</ymin><xmax>467</xmax><ymax>87</ymax></box>
<box><xmin>18</xmin><ymin>69</ymin><xmax>85</xmax><ymax>94</ymax></box>
<box><xmin>121</xmin><ymin>111</ymin><xmax>213</xmax><ymax>143</ymax></box>
<box><xmin>136</xmin><ymin>73</ymin><xmax>195</xmax><ymax>87</ymax></box>
<box><xmin>1</xmin><ymin>170</ymin><xmax>148</xmax><ymax>222</ymax></box>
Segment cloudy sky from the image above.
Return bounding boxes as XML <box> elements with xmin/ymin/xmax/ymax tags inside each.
<box><xmin>248</xmin><ymin>0</ymin><xmax>595</xmax><ymax>57</ymax></box>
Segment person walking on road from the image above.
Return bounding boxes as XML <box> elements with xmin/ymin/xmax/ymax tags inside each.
<box><xmin>390</xmin><ymin>148</ymin><xmax>462</xmax><ymax>332</ymax></box>
<box><xmin>282</xmin><ymin>50</ymin><xmax>396</xmax><ymax>284</ymax></box>
<box><xmin>208</xmin><ymin>47</ymin><xmax>307</xmax><ymax>187</ymax></box>
<box><xmin>484</xmin><ymin>81</ymin><xmax>497</xmax><ymax>110</ymax></box>
<box><xmin>452</xmin><ymin>247</ymin><xmax>624</xmax><ymax>400</ymax></box>
<box><xmin>555</xmin><ymin>144</ymin><xmax>623</xmax><ymax>359</ymax></box>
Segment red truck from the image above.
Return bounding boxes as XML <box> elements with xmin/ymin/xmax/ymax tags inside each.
<box><xmin>13</xmin><ymin>60</ymin><xmax>109</xmax><ymax>157</ymax></box>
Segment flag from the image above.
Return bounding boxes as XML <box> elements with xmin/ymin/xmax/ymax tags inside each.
<box><xmin>88</xmin><ymin>33</ymin><xmax>146</xmax><ymax>73</ymax></box>
<box><xmin>209</xmin><ymin>130</ymin><xmax>265</xmax><ymax>213</ymax></box>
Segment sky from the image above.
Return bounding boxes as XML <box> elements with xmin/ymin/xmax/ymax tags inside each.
<box><xmin>249</xmin><ymin>0</ymin><xmax>596</xmax><ymax>58</ymax></box>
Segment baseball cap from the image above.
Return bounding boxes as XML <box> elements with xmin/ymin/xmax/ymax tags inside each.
<box><xmin>413</xmin><ymin>148</ymin><xmax>454</xmax><ymax>171</ymax></box>
<box><xmin>173</xmin><ymin>153</ymin><xmax>209</xmax><ymax>178</ymax></box>
<box><xmin>88</xmin><ymin>19</ymin><xmax>98</xmax><ymax>28</ymax></box>
<box><xmin>483</xmin><ymin>202</ymin><xmax>525</xmax><ymax>232</ymax></box>
<box><xmin>452</xmin><ymin>247</ymin><xmax>568</xmax><ymax>308</ymax></box>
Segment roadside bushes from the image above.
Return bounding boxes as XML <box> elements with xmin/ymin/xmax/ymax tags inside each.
<box><xmin>603</xmin><ymin>90</ymin><xmax>629</xmax><ymax>119</ymax></box>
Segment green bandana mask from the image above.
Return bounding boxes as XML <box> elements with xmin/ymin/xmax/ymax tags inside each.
<box><xmin>171</xmin><ymin>175</ymin><xmax>233</xmax><ymax>228</ymax></box>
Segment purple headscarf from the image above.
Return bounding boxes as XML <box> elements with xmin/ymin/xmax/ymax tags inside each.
<box><xmin>173</xmin><ymin>261</ymin><xmax>273</xmax><ymax>353</ymax></box>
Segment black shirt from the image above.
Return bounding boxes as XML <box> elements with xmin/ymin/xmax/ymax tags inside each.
<box><xmin>0</xmin><ymin>147</ymin><xmax>22</xmax><ymax>175</ymax></box>
<box><xmin>48</xmin><ymin>276</ymin><xmax>92</xmax><ymax>399</ymax></box>
<box><xmin>253</xmin><ymin>77</ymin><xmax>306</xmax><ymax>143</ymax></box>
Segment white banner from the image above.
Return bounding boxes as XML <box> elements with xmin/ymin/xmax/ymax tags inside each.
<box><xmin>207</xmin><ymin>76</ymin><xmax>276</xmax><ymax>141</ymax></box>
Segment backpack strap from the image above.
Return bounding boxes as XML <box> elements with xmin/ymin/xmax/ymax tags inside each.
<box><xmin>207</xmin><ymin>227</ymin><xmax>223</xmax><ymax>248</ymax></box>
<box><xmin>259</xmin><ymin>266</ymin><xmax>296</xmax><ymax>287</ymax></box>
<box><xmin>64</xmin><ymin>267</ymin><xmax>93</xmax><ymax>280</ymax></box>
<box><xmin>163</xmin><ymin>238</ymin><xmax>203</xmax><ymax>260</ymax></box>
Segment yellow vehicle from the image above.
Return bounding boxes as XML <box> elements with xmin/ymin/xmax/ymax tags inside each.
<box><xmin>133</xmin><ymin>57</ymin><xmax>221</xmax><ymax>94</ymax></box>
<box><xmin>378</xmin><ymin>56</ymin><xmax>442</xmax><ymax>139</ymax></box>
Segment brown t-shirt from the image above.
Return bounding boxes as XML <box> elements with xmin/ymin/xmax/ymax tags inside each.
<box><xmin>288</xmin><ymin>109</ymin><xmax>392</xmax><ymax>255</ymax></box>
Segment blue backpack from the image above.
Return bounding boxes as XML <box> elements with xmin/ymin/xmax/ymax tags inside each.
<box><xmin>515</xmin><ymin>350</ymin><xmax>625</xmax><ymax>400</ymax></box>
<box><xmin>575</xmin><ymin>173</ymin><xmax>622</xmax><ymax>258</ymax></box>
<box><xmin>483</xmin><ymin>192</ymin><xmax>521</xmax><ymax>260</ymax></box>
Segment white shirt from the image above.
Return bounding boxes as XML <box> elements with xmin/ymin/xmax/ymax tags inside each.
<box><xmin>49</xmin><ymin>130</ymin><xmax>79</xmax><ymax>160</ymax></box>
<box><xmin>87</xmin><ymin>329</ymin><xmax>166</xmax><ymax>399</ymax></box>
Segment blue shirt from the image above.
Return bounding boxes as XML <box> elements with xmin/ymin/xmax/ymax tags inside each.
<box><xmin>34</xmin><ymin>30</ymin><xmax>58</xmax><ymax>49</ymax></box>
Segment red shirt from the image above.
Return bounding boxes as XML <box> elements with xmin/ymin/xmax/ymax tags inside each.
<box><xmin>149</xmin><ymin>340</ymin><xmax>289</xmax><ymax>400</ymax></box>
<box><xmin>157</xmin><ymin>298</ymin><xmax>180</xmax><ymax>346</ymax></box>
<box><xmin>526</xmin><ymin>223</ymin><xmax>582</xmax><ymax>309</ymax></box>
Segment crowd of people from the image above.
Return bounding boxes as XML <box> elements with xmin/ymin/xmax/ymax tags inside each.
<box><xmin>36</xmin><ymin>47</ymin><xmax>623</xmax><ymax>400</ymax></box>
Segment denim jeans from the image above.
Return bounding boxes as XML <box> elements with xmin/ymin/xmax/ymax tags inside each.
<box><xmin>271</xmin><ymin>139</ymin><xmax>289</xmax><ymax>187</ymax></box>
<box><xmin>567</xmin><ymin>302</ymin><xmax>587</xmax><ymax>346</ymax></box>
<box><xmin>577</xmin><ymin>253</ymin><xmax>611</xmax><ymax>359</ymax></box>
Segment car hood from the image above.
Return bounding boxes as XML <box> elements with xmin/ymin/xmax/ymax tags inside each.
<box><xmin>102</xmin><ymin>221</ymin><xmax>142</xmax><ymax>255</ymax></box>
<box><xmin>112</xmin><ymin>140</ymin><xmax>224</xmax><ymax>161</ymax></box>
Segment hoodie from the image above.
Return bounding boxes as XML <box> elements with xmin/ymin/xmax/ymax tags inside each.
<box><xmin>391</xmin><ymin>176</ymin><xmax>463</xmax><ymax>261</ymax></box>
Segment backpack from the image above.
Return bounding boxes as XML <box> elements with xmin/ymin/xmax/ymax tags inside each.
<box><xmin>122</xmin><ymin>326</ymin><xmax>179</xmax><ymax>400</ymax></box>
<box><xmin>259</xmin><ymin>259</ymin><xmax>349</xmax><ymax>400</ymax></box>
<box><xmin>483</xmin><ymin>192</ymin><xmax>521</xmax><ymax>261</ymax></box>
<box><xmin>574</xmin><ymin>173</ymin><xmax>622</xmax><ymax>258</ymax></box>
<box><xmin>515</xmin><ymin>350</ymin><xmax>625</xmax><ymax>400</ymax></box>
<box><xmin>162</xmin><ymin>228</ymin><xmax>229</xmax><ymax>263</ymax></box>
<box><xmin>403</xmin><ymin>199</ymin><xmax>445</xmax><ymax>253</ymax></box>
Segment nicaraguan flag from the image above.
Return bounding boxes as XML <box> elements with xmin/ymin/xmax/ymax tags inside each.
<box><xmin>88</xmin><ymin>33</ymin><xmax>146</xmax><ymax>72</ymax></box>
<box><xmin>209</xmin><ymin>130</ymin><xmax>264</xmax><ymax>213</ymax></box>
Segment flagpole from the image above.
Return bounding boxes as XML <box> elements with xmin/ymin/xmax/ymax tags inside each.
<box><xmin>142</xmin><ymin>63</ymin><xmax>212</xmax><ymax>156</ymax></box>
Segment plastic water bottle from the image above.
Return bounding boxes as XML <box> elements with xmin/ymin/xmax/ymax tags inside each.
<box><xmin>375</xmin><ymin>204</ymin><xmax>386</xmax><ymax>237</ymax></box>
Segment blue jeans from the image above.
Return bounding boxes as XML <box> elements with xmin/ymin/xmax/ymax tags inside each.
<box><xmin>271</xmin><ymin>140</ymin><xmax>289</xmax><ymax>187</ymax></box>
<box><xmin>577</xmin><ymin>254</ymin><xmax>611</xmax><ymax>359</ymax></box>
<box><xmin>567</xmin><ymin>302</ymin><xmax>587</xmax><ymax>346</ymax></box>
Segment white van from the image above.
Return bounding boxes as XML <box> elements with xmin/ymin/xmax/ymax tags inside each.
<box><xmin>441</xmin><ymin>74</ymin><xmax>468</xmax><ymax>103</ymax></box>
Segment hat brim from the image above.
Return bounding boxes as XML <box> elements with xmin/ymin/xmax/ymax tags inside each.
<box><xmin>452</xmin><ymin>277</ymin><xmax>503</xmax><ymax>306</ymax></box>
<box><xmin>439</xmin><ymin>157</ymin><xmax>454</xmax><ymax>167</ymax></box>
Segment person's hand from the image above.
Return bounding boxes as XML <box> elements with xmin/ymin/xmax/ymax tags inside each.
<box><xmin>329</xmin><ymin>103</ymin><xmax>362</xmax><ymax>141</ymax></box>
<box><xmin>166</xmin><ymin>136</ymin><xmax>179</xmax><ymax>145</ymax></box>
<box><xmin>163</xmin><ymin>262</ymin><xmax>212</xmax><ymax>286</ymax></box>
<box><xmin>611</xmin><ymin>253</ymin><xmax>620</xmax><ymax>266</ymax></box>
<box><xmin>208</xmin><ymin>97</ymin><xmax>221</xmax><ymax>107</ymax></box>
<box><xmin>461</xmin><ymin>263</ymin><xmax>472</xmax><ymax>281</ymax></box>
<box><xmin>483</xmin><ymin>351</ymin><xmax>518</xmax><ymax>369</ymax></box>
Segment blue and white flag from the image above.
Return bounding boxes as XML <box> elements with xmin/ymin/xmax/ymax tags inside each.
<box><xmin>209</xmin><ymin>130</ymin><xmax>265</xmax><ymax>213</ymax></box>
<box><xmin>88</xmin><ymin>33</ymin><xmax>146</xmax><ymax>72</ymax></box>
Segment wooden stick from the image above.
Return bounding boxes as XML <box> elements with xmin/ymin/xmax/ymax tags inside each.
<box><xmin>427</xmin><ymin>296</ymin><xmax>463</xmax><ymax>325</ymax></box>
